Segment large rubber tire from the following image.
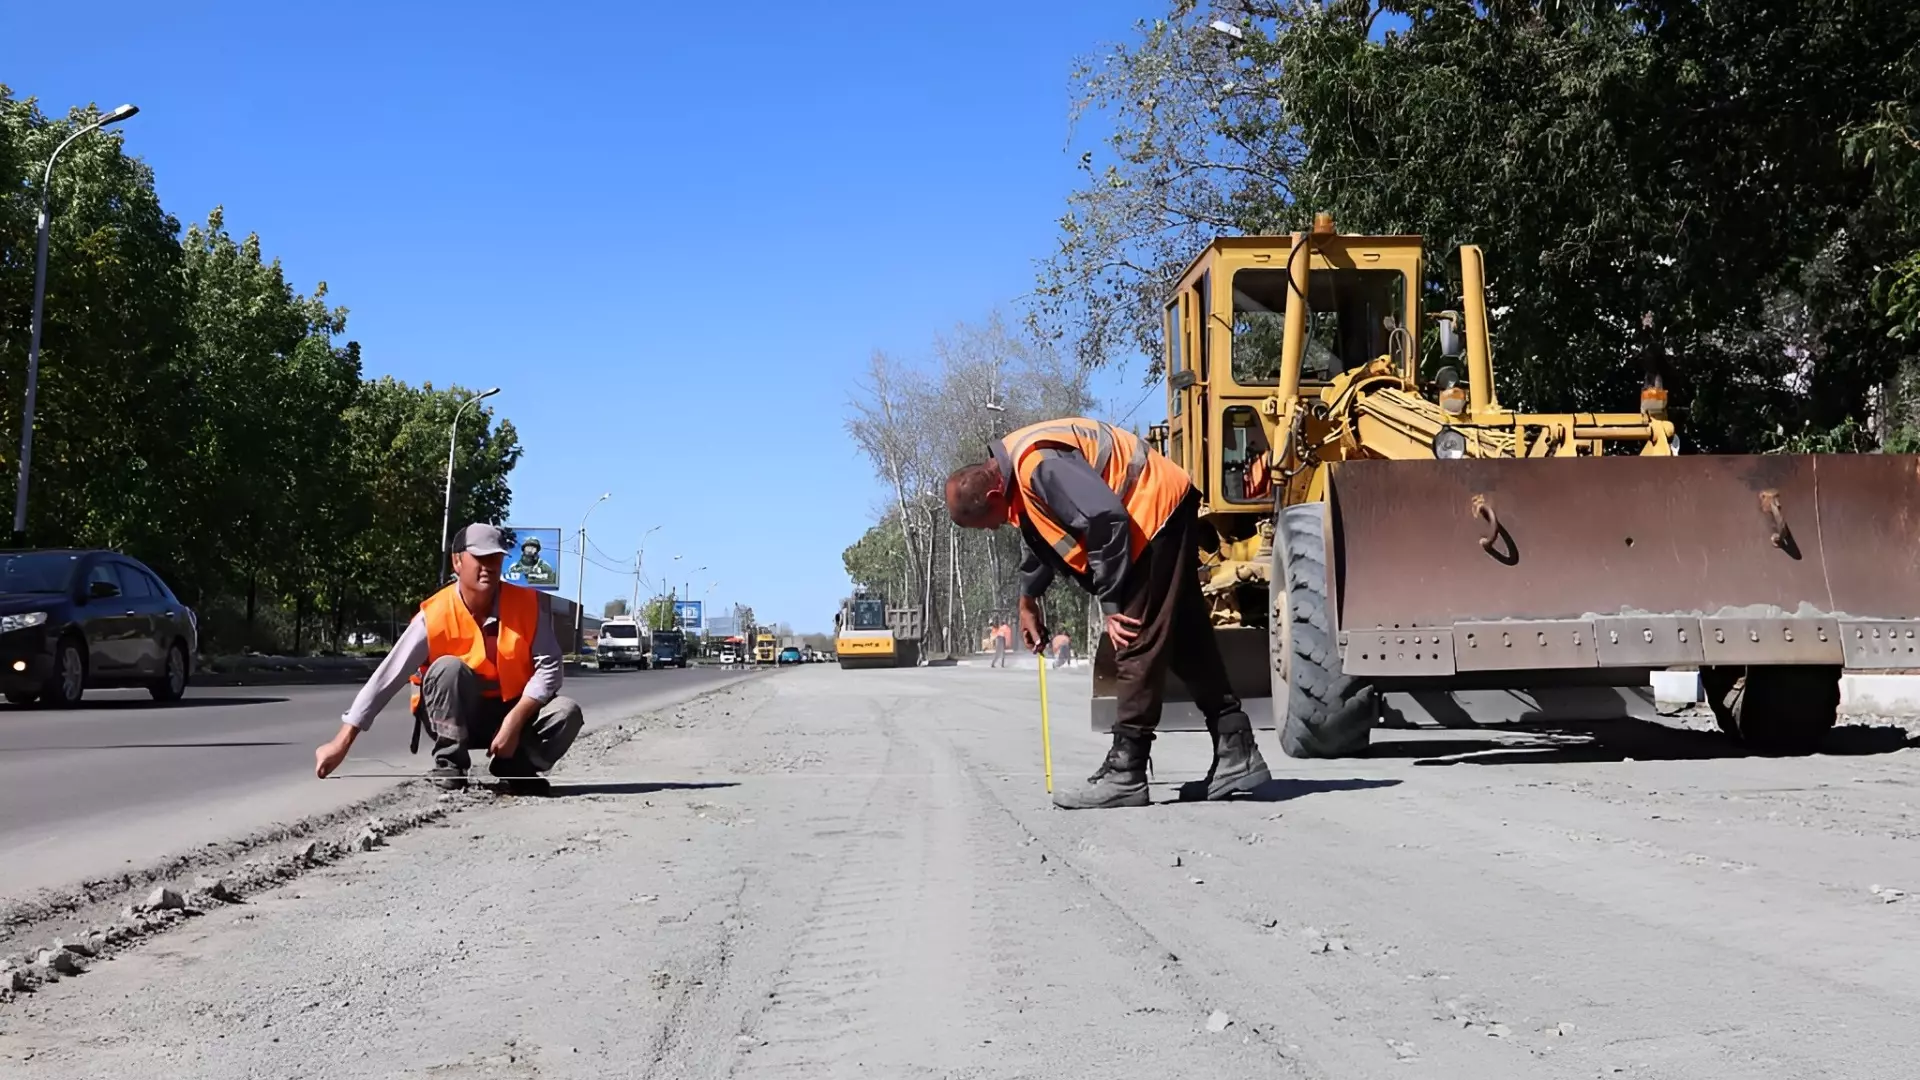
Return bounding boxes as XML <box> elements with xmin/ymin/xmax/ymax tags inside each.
<box><xmin>148</xmin><ymin>641</ymin><xmax>189</xmax><ymax>702</ymax></box>
<box><xmin>43</xmin><ymin>638</ymin><xmax>86</xmax><ymax>709</ymax></box>
<box><xmin>1272</xmin><ymin>503</ymin><xmax>1375</xmax><ymax>757</ymax></box>
<box><xmin>1703</xmin><ymin>663</ymin><xmax>1838</xmax><ymax>754</ymax></box>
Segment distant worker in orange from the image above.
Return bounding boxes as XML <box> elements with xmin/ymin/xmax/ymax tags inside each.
<box><xmin>1051</xmin><ymin>631</ymin><xmax>1072</xmax><ymax>668</ymax></box>
<box><xmin>945</xmin><ymin>417</ymin><xmax>1271</xmax><ymax>809</ymax></box>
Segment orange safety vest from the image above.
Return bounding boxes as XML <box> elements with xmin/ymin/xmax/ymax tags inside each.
<box><xmin>407</xmin><ymin>582</ymin><xmax>539</xmax><ymax>713</ymax></box>
<box><xmin>1001</xmin><ymin>417</ymin><xmax>1190</xmax><ymax>575</ymax></box>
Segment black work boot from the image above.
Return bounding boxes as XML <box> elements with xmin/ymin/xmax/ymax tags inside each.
<box><xmin>488</xmin><ymin>754</ymin><xmax>551</xmax><ymax>797</ymax></box>
<box><xmin>1178</xmin><ymin>710</ymin><xmax>1272</xmax><ymax>801</ymax></box>
<box><xmin>1053</xmin><ymin>732</ymin><xmax>1153</xmax><ymax>810</ymax></box>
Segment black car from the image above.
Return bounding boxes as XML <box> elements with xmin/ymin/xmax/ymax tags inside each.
<box><xmin>0</xmin><ymin>549</ymin><xmax>198</xmax><ymax>707</ymax></box>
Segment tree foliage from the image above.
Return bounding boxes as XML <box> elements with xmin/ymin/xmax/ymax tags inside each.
<box><xmin>0</xmin><ymin>87</ymin><xmax>520</xmax><ymax>651</ymax></box>
<box><xmin>1042</xmin><ymin>2</ymin><xmax>1920</xmax><ymax>451</ymax></box>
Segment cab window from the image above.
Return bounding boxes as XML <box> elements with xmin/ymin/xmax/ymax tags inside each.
<box><xmin>1232</xmin><ymin>267</ymin><xmax>1409</xmax><ymax>384</ymax></box>
<box><xmin>1219</xmin><ymin>405</ymin><xmax>1272</xmax><ymax>506</ymax></box>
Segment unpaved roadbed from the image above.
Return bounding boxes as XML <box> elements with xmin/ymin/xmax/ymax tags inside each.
<box><xmin>3</xmin><ymin>668</ymin><xmax>1917</xmax><ymax>1079</ymax></box>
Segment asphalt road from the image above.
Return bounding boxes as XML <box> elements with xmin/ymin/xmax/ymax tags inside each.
<box><xmin>0</xmin><ymin>665</ymin><xmax>756</xmax><ymax>902</ymax></box>
<box><xmin>5</xmin><ymin>666</ymin><xmax>1918</xmax><ymax>1078</ymax></box>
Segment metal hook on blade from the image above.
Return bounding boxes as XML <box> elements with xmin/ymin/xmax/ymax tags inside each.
<box><xmin>1470</xmin><ymin>493</ymin><xmax>1499</xmax><ymax>552</ymax></box>
<box><xmin>1759</xmin><ymin>489</ymin><xmax>1789</xmax><ymax>549</ymax></box>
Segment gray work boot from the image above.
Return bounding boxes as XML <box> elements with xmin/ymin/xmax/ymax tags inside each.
<box><xmin>1053</xmin><ymin>732</ymin><xmax>1153</xmax><ymax>810</ymax></box>
<box><xmin>1177</xmin><ymin>710</ymin><xmax>1271</xmax><ymax>801</ymax></box>
<box><xmin>430</xmin><ymin>761</ymin><xmax>468</xmax><ymax>791</ymax></box>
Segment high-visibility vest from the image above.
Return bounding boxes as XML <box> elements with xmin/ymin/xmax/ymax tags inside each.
<box><xmin>1001</xmin><ymin>417</ymin><xmax>1190</xmax><ymax>575</ymax></box>
<box><xmin>407</xmin><ymin>582</ymin><xmax>538</xmax><ymax>713</ymax></box>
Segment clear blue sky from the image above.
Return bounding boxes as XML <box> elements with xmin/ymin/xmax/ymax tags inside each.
<box><xmin>6</xmin><ymin>0</ymin><xmax>1159</xmax><ymax>631</ymax></box>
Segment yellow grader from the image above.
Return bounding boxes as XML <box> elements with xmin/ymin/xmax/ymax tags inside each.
<box><xmin>833</xmin><ymin>592</ymin><xmax>923</xmax><ymax>669</ymax></box>
<box><xmin>1090</xmin><ymin>214</ymin><xmax>1920</xmax><ymax>756</ymax></box>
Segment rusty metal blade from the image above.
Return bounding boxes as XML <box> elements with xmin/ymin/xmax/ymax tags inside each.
<box><xmin>1326</xmin><ymin>454</ymin><xmax>1920</xmax><ymax>632</ymax></box>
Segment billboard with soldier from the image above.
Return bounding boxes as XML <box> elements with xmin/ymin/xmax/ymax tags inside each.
<box><xmin>500</xmin><ymin>526</ymin><xmax>562</xmax><ymax>591</ymax></box>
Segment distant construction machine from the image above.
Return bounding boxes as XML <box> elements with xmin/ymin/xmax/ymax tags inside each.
<box><xmin>834</xmin><ymin>592</ymin><xmax>924</xmax><ymax>669</ymax></box>
<box><xmin>1090</xmin><ymin>214</ymin><xmax>1920</xmax><ymax>758</ymax></box>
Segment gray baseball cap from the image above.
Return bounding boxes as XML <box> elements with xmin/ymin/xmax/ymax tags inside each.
<box><xmin>451</xmin><ymin>522</ymin><xmax>510</xmax><ymax>557</ymax></box>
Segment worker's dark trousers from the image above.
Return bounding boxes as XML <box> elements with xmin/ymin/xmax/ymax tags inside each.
<box><xmin>420</xmin><ymin>655</ymin><xmax>584</xmax><ymax>775</ymax></box>
<box><xmin>1111</xmin><ymin>488</ymin><xmax>1245</xmax><ymax>740</ymax></box>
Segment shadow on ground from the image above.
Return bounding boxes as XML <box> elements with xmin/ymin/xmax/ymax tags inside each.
<box><xmin>546</xmin><ymin>780</ymin><xmax>741</xmax><ymax>797</ymax></box>
<box><xmin>5</xmin><ymin>695</ymin><xmax>292</xmax><ymax>712</ymax></box>
<box><xmin>1368</xmin><ymin>718</ymin><xmax>1917</xmax><ymax>766</ymax></box>
<box><xmin>1161</xmin><ymin>776</ymin><xmax>1403</xmax><ymax>805</ymax></box>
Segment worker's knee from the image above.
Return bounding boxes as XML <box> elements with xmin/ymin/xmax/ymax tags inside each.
<box><xmin>547</xmin><ymin>695</ymin><xmax>585</xmax><ymax>736</ymax></box>
<box><xmin>423</xmin><ymin>654</ymin><xmax>474</xmax><ymax>687</ymax></box>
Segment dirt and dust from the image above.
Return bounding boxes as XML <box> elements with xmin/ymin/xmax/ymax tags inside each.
<box><xmin>2</xmin><ymin>667</ymin><xmax>1917</xmax><ymax>1079</ymax></box>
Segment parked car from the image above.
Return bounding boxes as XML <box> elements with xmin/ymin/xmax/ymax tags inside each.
<box><xmin>0</xmin><ymin>549</ymin><xmax>198</xmax><ymax>707</ymax></box>
<box><xmin>778</xmin><ymin>646</ymin><xmax>803</xmax><ymax>665</ymax></box>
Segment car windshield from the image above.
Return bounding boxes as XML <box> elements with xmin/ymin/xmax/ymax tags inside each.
<box><xmin>0</xmin><ymin>552</ymin><xmax>79</xmax><ymax>594</ymax></box>
<box><xmin>604</xmin><ymin>625</ymin><xmax>638</xmax><ymax>640</ymax></box>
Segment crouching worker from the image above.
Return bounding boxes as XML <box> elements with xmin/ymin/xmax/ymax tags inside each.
<box><xmin>314</xmin><ymin>523</ymin><xmax>584</xmax><ymax>795</ymax></box>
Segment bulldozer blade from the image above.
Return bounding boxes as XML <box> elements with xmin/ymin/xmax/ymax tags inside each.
<box><xmin>1325</xmin><ymin>454</ymin><xmax>1920</xmax><ymax>677</ymax></box>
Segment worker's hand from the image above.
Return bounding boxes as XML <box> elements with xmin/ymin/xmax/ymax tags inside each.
<box><xmin>1104</xmin><ymin>612</ymin><xmax>1143</xmax><ymax>650</ymax></box>
<box><xmin>488</xmin><ymin>723</ymin><xmax>523</xmax><ymax>762</ymax></box>
<box><xmin>314</xmin><ymin>727</ymin><xmax>356</xmax><ymax>779</ymax></box>
<box><xmin>1017</xmin><ymin>595</ymin><xmax>1048</xmax><ymax>653</ymax></box>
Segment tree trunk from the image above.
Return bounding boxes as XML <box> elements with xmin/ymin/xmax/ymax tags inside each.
<box><xmin>245</xmin><ymin>570</ymin><xmax>258</xmax><ymax>653</ymax></box>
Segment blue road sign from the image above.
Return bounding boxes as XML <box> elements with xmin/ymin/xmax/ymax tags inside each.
<box><xmin>675</xmin><ymin>600</ymin><xmax>703</xmax><ymax>631</ymax></box>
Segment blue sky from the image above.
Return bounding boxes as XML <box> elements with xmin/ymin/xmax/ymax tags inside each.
<box><xmin>6</xmin><ymin>0</ymin><xmax>1164</xmax><ymax>631</ymax></box>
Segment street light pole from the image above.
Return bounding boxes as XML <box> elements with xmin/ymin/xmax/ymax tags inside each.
<box><xmin>632</xmin><ymin>523</ymin><xmax>661</xmax><ymax>616</ymax></box>
<box><xmin>14</xmin><ymin>103</ymin><xmax>139</xmax><ymax>537</ymax></box>
<box><xmin>575</xmin><ymin>492</ymin><xmax>611</xmax><ymax>645</ymax></box>
<box><xmin>439</xmin><ymin>386</ymin><xmax>501</xmax><ymax>581</ymax></box>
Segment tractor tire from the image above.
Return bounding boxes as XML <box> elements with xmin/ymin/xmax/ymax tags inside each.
<box><xmin>1271</xmin><ymin>503</ymin><xmax>1375</xmax><ymax>758</ymax></box>
<box><xmin>1703</xmin><ymin>664</ymin><xmax>1838</xmax><ymax>754</ymax></box>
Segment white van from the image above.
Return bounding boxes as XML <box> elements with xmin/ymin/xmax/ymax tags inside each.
<box><xmin>596</xmin><ymin>617</ymin><xmax>648</xmax><ymax>671</ymax></box>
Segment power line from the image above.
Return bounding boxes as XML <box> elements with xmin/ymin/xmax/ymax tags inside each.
<box><xmin>1116</xmin><ymin>378</ymin><xmax>1161</xmax><ymax>424</ymax></box>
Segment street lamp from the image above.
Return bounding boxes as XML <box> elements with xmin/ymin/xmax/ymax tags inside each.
<box><xmin>14</xmin><ymin>103</ymin><xmax>140</xmax><ymax>536</ymax></box>
<box><xmin>439</xmin><ymin>386</ymin><xmax>501</xmax><ymax>580</ymax></box>
<box><xmin>575</xmin><ymin>492</ymin><xmax>611</xmax><ymax>642</ymax></box>
<box><xmin>631</xmin><ymin>523</ymin><xmax>662</xmax><ymax>615</ymax></box>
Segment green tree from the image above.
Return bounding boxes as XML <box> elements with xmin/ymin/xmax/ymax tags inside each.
<box><xmin>643</xmin><ymin>596</ymin><xmax>678</xmax><ymax>632</ymax></box>
<box><xmin>0</xmin><ymin>89</ymin><xmax>188</xmax><ymax>553</ymax></box>
<box><xmin>1045</xmin><ymin>2</ymin><xmax>1920</xmax><ymax>451</ymax></box>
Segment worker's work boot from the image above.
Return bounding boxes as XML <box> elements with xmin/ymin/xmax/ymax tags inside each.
<box><xmin>489</xmin><ymin>754</ymin><xmax>551</xmax><ymax>797</ymax></box>
<box><xmin>1052</xmin><ymin>732</ymin><xmax>1152</xmax><ymax>810</ymax></box>
<box><xmin>1177</xmin><ymin>710</ymin><xmax>1271</xmax><ymax>801</ymax></box>
<box><xmin>430</xmin><ymin>761</ymin><xmax>468</xmax><ymax>792</ymax></box>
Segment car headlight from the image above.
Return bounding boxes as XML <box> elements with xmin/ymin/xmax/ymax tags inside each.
<box><xmin>1431</xmin><ymin>428</ymin><xmax>1468</xmax><ymax>460</ymax></box>
<box><xmin>1</xmin><ymin>611</ymin><xmax>48</xmax><ymax>634</ymax></box>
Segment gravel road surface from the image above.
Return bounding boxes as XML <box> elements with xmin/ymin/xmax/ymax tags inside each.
<box><xmin>0</xmin><ymin>666</ymin><xmax>750</xmax><ymax>901</ymax></box>
<box><xmin>3</xmin><ymin>665</ymin><xmax>1917</xmax><ymax>1079</ymax></box>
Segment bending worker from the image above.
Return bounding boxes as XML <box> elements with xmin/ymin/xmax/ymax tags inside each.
<box><xmin>314</xmin><ymin>523</ymin><xmax>584</xmax><ymax>795</ymax></box>
<box><xmin>945</xmin><ymin>417</ymin><xmax>1270</xmax><ymax>810</ymax></box>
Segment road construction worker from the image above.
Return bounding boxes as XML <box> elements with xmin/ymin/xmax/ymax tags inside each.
<box><xmin>1052</xmin><ymin>631</ymin><xmax>1072</xmax><ymax>668</ymax></box>
<box><xmin>991</xmin><ymin>621</ymin><xmax>1011</xmax><ymax>668</ymax></box>
<box><xmin>945</xmin><ymin>417</ymin><xmax>1270</xmax><ymax>810</ymax></box>
<box><xmin>314</xmin><ymin>522</ymin><xmax>583</xmax><ymax>795</ymax></box>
